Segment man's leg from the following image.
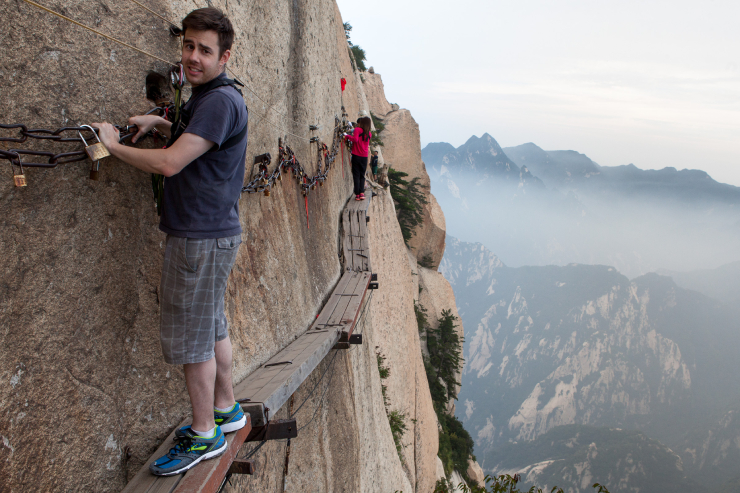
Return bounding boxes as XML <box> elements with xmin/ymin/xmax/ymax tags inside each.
<box><xmin>214</xmin><ymin>336</ymin><xmax>235</xmax><ymax>409</ymax></box>
<box><xmin>184</xmin><ymin>357</ymin><xmax>217</xmax><ymax>433</ymax></box>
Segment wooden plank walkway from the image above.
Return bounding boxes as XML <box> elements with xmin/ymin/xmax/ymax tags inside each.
<box><xmin>342</xmin><ymin>194</ymin><xmax>372</xmax><ymax>272</ymax></box>
<box><xmin>123</xmin><ymin>193</ymin><xmax>375</xmax><ymax>491</ymax></box>
<box><xmin>121</xmin><ymin>416</ymin><xmax>252</xmax><ymax>493</ymax></box>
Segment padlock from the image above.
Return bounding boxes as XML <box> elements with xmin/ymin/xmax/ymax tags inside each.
<box><xmin>11</xmin><ymin>154</ymin><xmax>27</xmax><ymax>187</ymax></box>
<box><xmin>90</xmin><ymin>160</ymin><xmax>100</xmax><ymax>181</ymax></box>
<box><xmin>78</xmin><ymin>125</ymin><xmax>110</xmax><ymax>163</ymax></box>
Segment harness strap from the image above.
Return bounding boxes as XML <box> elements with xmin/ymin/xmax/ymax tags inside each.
<box><xmin>167</xmin><ymin>76</ymin><xmax>248</xmax><ymax>152</ymax></box>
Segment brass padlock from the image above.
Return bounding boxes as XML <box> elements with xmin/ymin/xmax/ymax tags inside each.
<box><xmin>11</xmin><ymin>153</ymin><xmax>27</xmax><ymax>187</ymax></box>
<box><xmin>79</xmin><ymin>125</ymin><xmax>110</xmax><ymax>164</ymax></box>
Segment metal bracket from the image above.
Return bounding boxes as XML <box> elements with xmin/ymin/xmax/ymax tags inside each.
<box><xmin>349</xmin><ymin>334</ymin><xmax>363</xmax><ymax>345</ymax></box>
<box><xmin>371</xmin><ymin>273</ymin><xmax>378</xmax><ymax>281</ymax></box>
<box><xmin>228</xmin><ymin>459</ymin><xmax>255</xmax><ymax>475</ymax></box>
<box><xmin>254</xmin><ymin>153</ymin><xmax>271</xmax><ymax>164</ymax></box>
<box><xmin>245</xmin><ymin>418</ymin><xmax>298</xmax><ymax>442</ymax></box>
<box><xmin>369</xmin><ymin>282</ymin><xmax>379</xmax><ymax>290</ymax></box>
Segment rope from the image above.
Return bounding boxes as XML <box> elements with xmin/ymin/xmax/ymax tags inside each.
<box><xmin>297</xmin><ymin>350</ymin><xmax>340</xmax><ymax>432</ymax></box>
<box><xmin>19</xmin><ymin>0</ymin><xmax>343</xmax><ymax>143</ymax></box>
<box><xmin>126</xmin><ymin>0</ymin><xmax>176</xmax><ymax>27</ymax></box>
<box><xmin>19</xmin><ymin>0</ymin><xmax>174</xmax><ymax>66</ymax></box>
<box><xmin>290</xmin><ymin>350</ymin><xmax>339</xmax><ymax>418</ymax></box>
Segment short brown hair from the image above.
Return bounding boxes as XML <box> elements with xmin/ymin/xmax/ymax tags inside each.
<box><xmin>182</xmin><ymin>7</ymin><xmax>235</xmax><ymax>56</ymax></box>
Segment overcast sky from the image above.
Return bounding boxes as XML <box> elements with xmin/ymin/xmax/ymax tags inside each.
<box><xmin>336</xmin><ymin>0</ymin><xmax>740</xmax><ymax>186</ymax></box>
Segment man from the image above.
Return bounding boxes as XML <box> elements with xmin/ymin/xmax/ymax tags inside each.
<box><xmin>94</xmin><ymin>7</ymin><xmax>248</xmax><ymax>476</ymax></box>
<box><xmin>370</xmin><ymin>150</ymin><xmax>379</xmax><ymax>181</ymax></box>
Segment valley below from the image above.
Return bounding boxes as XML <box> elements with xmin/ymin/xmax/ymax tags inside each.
<box><xmin>426</xmin><ymin>134</ymin><xmax>740</xmax><ymax>492</ymax></box>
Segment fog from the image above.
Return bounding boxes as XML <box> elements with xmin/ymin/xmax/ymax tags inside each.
<box><xmin>429</xmin><ymin>166</ymin><xmax>740</xmax><ymax>279</ymax></box>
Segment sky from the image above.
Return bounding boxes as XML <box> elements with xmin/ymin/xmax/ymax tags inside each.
<box><xmin>335</xmin><ymin>0</ymin><xmax>740</xmax><ymax>186</ymax></box>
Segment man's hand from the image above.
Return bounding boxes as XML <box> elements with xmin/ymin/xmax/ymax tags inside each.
<box><xmin>90</xmin><ymin>120</ymin><xmax>214</xmax><ymax>177</ymax></box>
<box><xmin>129</xmin><ymin>114</ymin><xmax>171</xmax><ymax>143</ymax></box>
<box><xmin>94</xmin><ymin>122</ymin><xmax>121</xmax><ymax>151</ymax></box>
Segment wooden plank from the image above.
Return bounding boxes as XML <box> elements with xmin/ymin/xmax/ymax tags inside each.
<box><xmin>338</xmin><ymin>273</ymin><xmax>371</xmax><ymax>343</ymax></box>
<box><xmin>342</xmin><ymin>208</ymin><xmax>352</xmax><ymax>271</ymax></box>
<box><xmin>359</xmin><ymin>211</ymin><xmax>372</xmax><ymax>272</ymax></box>
<box><xmin>173</xmin><ymin>416</ymin><xmax>252</xmax><ymax>493</ymax></box>
<box><xmin>121</xmin><ymin>418</ymin><xmax>189</xmax><ymax>493</ymax></box>
<box><xmin>326</xmin><ymin>272</ymin><xmax>365</xmax><ymax>328</ymax></box>
<box><xmin>233</xmin><ymin>328</ymin><xmax>341</xmax><ymax>423</ymax></box>
<box><xmin>351</xmin><ymin>211</ymin><xmax>364</xmax><ymax>271</ymax></box>
<box><xmin>310</xmin><ymin>272</ymin><xmax>354</xmax><ymax>330</ymax></box>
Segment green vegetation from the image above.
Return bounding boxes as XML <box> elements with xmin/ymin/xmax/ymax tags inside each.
<box><xmin>370</xmin><ymin>111</ymin><xmax>385</xmax><ymax>148</ymax></box>
<box><xmin>376</xmin><ymin>349</ymin><xmax>407</xmax><ymax>463</ymax></box>
<box><xmin>427</xmin><ymin>310</ymin><xmax>463</xmax><ymax>403</ymax></box>
<box><xmin>351</xmin><ymin>46</ymin><xmax>368</xmax><ymax>72</ymax></box>
<box><xmin>388</xmin><ymin>168</ymin><xmax>428</xmax><ymax>244</ymax></box>
<box><xmin>415</xmin><ymin>305</ymin><xmax>477</xmax><ymax>486</ymax></box>
<box><xmin>418</xmin><ymin>254</ymin><xmax>435</xmax><ymax>269</ymax></box>
<box><xmin>343</xmin><ymin>22</ymin><xmax>368</xmax><ymax>72</ymax></box>
<box><xmin>414</xmin><ymin>301</ymin><xmax>429</xmax><ymax>334</ymax></box>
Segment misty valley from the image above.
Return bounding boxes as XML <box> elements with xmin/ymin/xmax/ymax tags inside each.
<box><xmin>425</xmin><ymin>135</ymin><xmax>740</xmax><ymax>492</ymax></box>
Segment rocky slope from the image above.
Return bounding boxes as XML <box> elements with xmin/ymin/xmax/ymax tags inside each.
<box><xmin>440</xmin><ymin>236</ymin><xmax>740</xmax><ymax>490</ymax></box>
<box><xmin>0</xmin><ymin>1</ymin><xmax>449</xmax><ymax>491</ymax></box>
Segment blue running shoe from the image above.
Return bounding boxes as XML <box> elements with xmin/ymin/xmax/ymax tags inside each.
<box><xmin>215</xmin><ymin>403</ymin><xmax>246</xmax><ymax>433</ymax></box>
<box><xmin>149</xmin><ymin>426</ymin><xmax>226</xmax><ymax>476</ymax></box>
<box><xmin>174</xmin><ymin>404</ymin><xmax>246</xmax><ymax>440</ymax></box>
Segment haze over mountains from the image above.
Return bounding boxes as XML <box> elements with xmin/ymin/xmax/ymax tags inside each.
<box><xmin>424</xmin><ymin>133</ymin><xmax>740</xmax><ymax>491</ymax></box>
<box><xmin>423</xmin><ymin>134</ymin><xmax>740</xmax><ymax>279</ymax></box>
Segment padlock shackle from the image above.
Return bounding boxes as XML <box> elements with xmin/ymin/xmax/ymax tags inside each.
<box><xmin>80</xmin><ymin>124</ymin><xmax>102</xmax><ymax>144</ymax></box>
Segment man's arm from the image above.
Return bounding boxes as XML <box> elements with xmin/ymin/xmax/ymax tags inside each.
<box><xmin>93</xmin><ymin>122</ymin><xmax>214</xmax><ymax>177</ymax></box>
<box><xmin>128</xmin><ymin>114</ymin><xmax>173</xmax><ymax>142</ymax></box>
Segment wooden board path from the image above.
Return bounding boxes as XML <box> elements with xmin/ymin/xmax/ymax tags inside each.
<box><xmin>123</xmin><ymin>193</ymin><xmax>374</xmax><ymax>492</ymax></box>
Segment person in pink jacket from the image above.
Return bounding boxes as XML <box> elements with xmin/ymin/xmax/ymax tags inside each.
<box><xmin>344</xmin><ymin>113</ymin><xmax>372</xmax><ymax>200</ymax></box>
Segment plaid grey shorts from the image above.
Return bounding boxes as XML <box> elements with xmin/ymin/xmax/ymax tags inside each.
<box><xmin>159</xmin><ymin>234</ymin><xmax>241</xmax><ymax>365</ymax></box>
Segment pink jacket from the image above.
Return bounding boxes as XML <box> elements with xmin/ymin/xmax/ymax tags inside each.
<box><xmin>346</xmin><ymin>127</ymin><xmax>372</xmax><ymax>157</ymax></box>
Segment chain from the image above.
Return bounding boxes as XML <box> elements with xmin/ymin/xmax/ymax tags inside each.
<box><xmin>0</xmin><ymin>106</ymin><xmax>168</xmax><ymax>169</ymax></box>
<box><xmin>241</xmin><ymin>114</ymin><xmax>352</xmax><ymax>198</ymax></box>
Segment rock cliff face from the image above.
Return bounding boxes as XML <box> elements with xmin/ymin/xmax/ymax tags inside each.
<box><xmin>0</xmin><ymin>1</ymin><xmax>450</xmax><ymax>491</ymax></box>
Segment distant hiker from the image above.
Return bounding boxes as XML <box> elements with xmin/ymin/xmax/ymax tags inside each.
<box><xmin>93</xmin><ymin>7</ymin><xmax>247</xmax><ymax>476</ymax></box>
<box><xmin>370</xmin><ymin>150</ymin><xmax>379</xmax><ymax>181</ymax></box>
<box><xmin>344</xmin><ymin>110</ymin><xmax>372</xmax><ymax>201</ymax></box>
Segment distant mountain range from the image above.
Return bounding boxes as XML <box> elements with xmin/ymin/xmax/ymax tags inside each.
<box><xmin>423</xmin><ymin>134</ymin><xmax>740</xmax><ymax>278</ymax></box>
<box><xmin>440</xmin><ymin>235</ymin><xmax>740</xmax><ymax>492</ymax></box>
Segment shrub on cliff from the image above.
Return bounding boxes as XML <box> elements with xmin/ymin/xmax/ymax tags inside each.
<box><xmin>344</xmin><ymin>22</ymin><xmax>368</xmax><ymax>72</ymax></box>
<box><xmin>370</xmin><ymin>111</ymin><xmax>385</xmax><ymax>148</ymax></box>
<box><xmin>388</xmin><ymin>168</ymin><xmax>428</xmax><ymax>244</ymax></box>
<box><xmin>376</xmin><ymin>349</ymin><xmax>408</xmax><ymax>463</ymax></box>
<box><xmin>427</xmin><ymin>309</ymin><xmax>463</xmax><ymax>402</ymax></box>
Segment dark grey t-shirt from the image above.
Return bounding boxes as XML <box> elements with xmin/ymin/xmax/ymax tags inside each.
<box><xmin>159</xmin><ymin>74</ymin><xmax>248</xmax><ymax>238</ymax></box>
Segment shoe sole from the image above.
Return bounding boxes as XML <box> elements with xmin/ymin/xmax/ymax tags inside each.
<box><xmin>221</xmin><ymin>415</ymin><xmax>246</xmax><ymax>433</ymax></box>
<box><xmin>154</xmin><ymin>440</ymin><xmax>227</xmax><ymax>476</ymax></box>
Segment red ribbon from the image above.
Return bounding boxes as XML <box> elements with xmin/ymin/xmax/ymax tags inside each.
<box><xmin>341</xmin><ymin>78</ymin><xmax>346</xmax><ymax>92</ymax></box>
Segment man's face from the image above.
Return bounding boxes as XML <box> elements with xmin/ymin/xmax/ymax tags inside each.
<box><xmin>182</xmin><ymin>29</ymin><xmax>231</xmax><ymax>86</ymax></box>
